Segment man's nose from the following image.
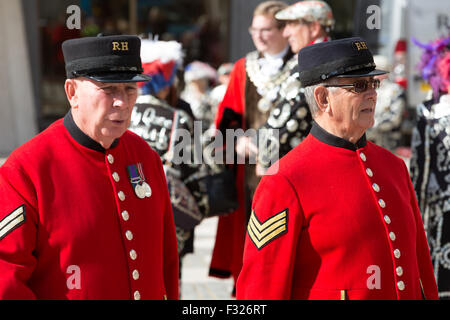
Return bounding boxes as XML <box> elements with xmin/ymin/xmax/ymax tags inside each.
<box><xmin>365</xmin><ymin>87</ymin><xmax>378</xmax><ymax>99</ymax></box>
<box><xmin>112</xmin><ymin>90</ymin><xmax>128</xmax><ymax>107</ymax></box>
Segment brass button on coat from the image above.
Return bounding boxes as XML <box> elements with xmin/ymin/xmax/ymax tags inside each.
<box><xmin>389</xmin><ymin>232</ymin><xmax>396</xmax><ymax>241</ymax></box>
<box><xmin>359</xmin><ymin>152</ymin><xmax>367</xmax><ymax>161</ymax></box>
<box><xmin>372</xmin><ymin>183</ymin><xmax>380</xmax><ymax>192</ymax></box>
<box><xmin>121</xmin><ymin>210</ymin><xmax>129</xmax><ymax>221</ymax></box>
<box><xmin>125</xmin><ymin>230</ymin><xmax>133</xmax><ymax>241</ymax></box>
<box><xmin>112</xmin><ymin>172</ymin><xmax>120</xmax><ymax>182</ymax></box>
<box><xmin>107</xmin><ymin>154</ymin><xmax>114</xmax><ymax>164</ymax></box>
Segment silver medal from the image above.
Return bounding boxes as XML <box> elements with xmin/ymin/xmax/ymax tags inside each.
<box><xmin>134</xmin><ymin>183</ymin><xmax>146</xmax><ymax>199</ymax></box>
<box><xmin>142</xmin><ymin>182</ymin><xmax>152</xmax><ymax>198</ymax></box>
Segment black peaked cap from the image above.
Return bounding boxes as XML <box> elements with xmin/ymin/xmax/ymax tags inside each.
<box><xmin>297</xmin><ymin>37</ymin><xmax>388</xmax><ymax>87</ymax></box>
<box><xmin>62</xmin><ymin>34</ymin><xmax>151</xmax><ymax>83</ymax></box>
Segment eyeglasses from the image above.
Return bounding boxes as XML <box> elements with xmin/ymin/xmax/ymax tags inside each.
<box><xmin>323</xmin><ymin>79</ymin><xmax>381</xmax><ymax>93</ymax></box>
<box><xmin>248</xmin><ymin>26</ymin><xmax>277</xmax><ymax>35</ymax></box>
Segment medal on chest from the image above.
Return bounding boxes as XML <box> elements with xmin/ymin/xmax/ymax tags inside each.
<box><xmin>127</xmin><ymin>163</ymin><xmax>152</xmax><ymax>199</ymax></box>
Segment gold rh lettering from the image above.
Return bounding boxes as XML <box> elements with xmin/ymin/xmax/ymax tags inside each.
<box><xmin>112</xmin><ymin>41</ymin><xmax>129</xmax><ymax>51</ymax></box>
<box><xmin>112</xmin><ymin>41</ymin><xmax>120</xmax><ymax>51</ymax></box>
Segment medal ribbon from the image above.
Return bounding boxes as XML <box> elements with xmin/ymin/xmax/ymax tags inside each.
<box><xmin>137</xmin><ymin>163</ymin><xmax>146</xmax><ymax>182</ymax></box>
<box><xmin>127</xmin><ymin>164</ymin><xmax>142</xmax><ymax>184</ymax></box>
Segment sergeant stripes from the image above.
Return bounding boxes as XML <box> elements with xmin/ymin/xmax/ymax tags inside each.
<box><xmin>0</xmin><ymin>205</ymin><xmax>26</xmax><ymax>241</ymax></box>
<box><xmin>248</xmin><ymin>208</ymin><xmax>288</xmax><ymax>250</ymax></box>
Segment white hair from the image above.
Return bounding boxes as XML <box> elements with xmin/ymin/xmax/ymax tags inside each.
<box><xmin>303</xmin><ymin>80</ymin><xmax>337</xmax><ymax>117</ymax></box>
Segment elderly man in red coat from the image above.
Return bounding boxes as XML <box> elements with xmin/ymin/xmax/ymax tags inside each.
<box><xmin>0</xmin><ymin>35</ymin><xmax>179</xmax><ymax>300</ymax></box>
<box><xmin>236</xmin><ymin>37</ymin><xmax>438</xmax><ymax>300</ymax></box>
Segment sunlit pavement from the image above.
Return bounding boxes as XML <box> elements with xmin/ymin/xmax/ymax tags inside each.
<box><xmin>181</xmin><ymin>216</ymin><xmax>235</xmax><ymax>300</ymax></box>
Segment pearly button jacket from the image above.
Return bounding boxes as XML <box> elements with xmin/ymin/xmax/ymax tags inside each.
<box><xmin>0</xmin><ymin>111</ymin><xmax>179</xmax><ymax>300</ymax></box>
<box><xmin>236</xmin><ymin>122</ymin><xmax>438</xmax><ymax>300</ymax></box>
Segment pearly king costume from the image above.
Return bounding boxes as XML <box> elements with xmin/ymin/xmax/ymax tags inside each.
<box><xmin>257</xmin><ymin>0</ymin><xmax>335</xmax><ymax>171</ymax></box>
<box><xmin>209</xmin><ymin>44</ymin><xmax>296</xmax><ymax>286</ymax></box>
<box><xmin>411</xmin><ymin>96</ymin><xmax>450</xmax><ymax>299</ymax></box>
<box><xmin>410</xmin><ymin>36</ymin><xmax>450</xmax><ymax>299</ymax></box>
<box><xmin>257</xmin><ymin>39</ymin><xmax>322</xmax><ymax>171</ymax></box>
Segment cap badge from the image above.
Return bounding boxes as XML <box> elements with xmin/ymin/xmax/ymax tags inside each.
<box><xmin>127</xmin><ymin>163</ymin><xmax>152</xmax><ymax>199</ymax></box>
<box><xmin>353</xmin><ymin>41</ymin><xmax>368</xmax><ymax>51</ymax></box>
<box><xmin>112</xmin><ymin>41</ymin><xmax>129</xmax><ymax>51</ymax></box>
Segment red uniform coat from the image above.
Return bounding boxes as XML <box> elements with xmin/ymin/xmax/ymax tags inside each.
<box><xmin>209</xmin><ymin>58</ymin><xmax>247</xmax><ymax>284</ymax></box>
<box><xmin>0</xmin><ymin>112</ymin><xmax>179</xmax><ymax>300</ymax></box>
<box><xmin>236</xmin><ymin>122</ymin><xmax>438</xmax><ymax>300</ymax></box>
<box><xmin>211</xmin><ymin>48</ymin><xmax>296</xmax><ymax>287</ymax></box>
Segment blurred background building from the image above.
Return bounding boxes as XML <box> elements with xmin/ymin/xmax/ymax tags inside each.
<box><xmin>0</xmin><ymin>0</ymin><xmax>449</xmax><ymax>156</ymax></box>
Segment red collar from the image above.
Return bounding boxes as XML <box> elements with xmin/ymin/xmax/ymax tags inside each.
<box><xmin>307</xmin><ymin>36</ymin><xmax>330</xmax><ymax>46</ymax></box>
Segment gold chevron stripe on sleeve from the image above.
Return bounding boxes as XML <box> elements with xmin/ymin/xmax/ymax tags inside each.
<box><xmin>0</xmin><ymin>205</ymin><xmax>26</xmax><ymax>241</ymax></box>
<box><xmin>247</xmin><ymin>209</ymin><xmax>288</xmax><ymax>250</ymax></box>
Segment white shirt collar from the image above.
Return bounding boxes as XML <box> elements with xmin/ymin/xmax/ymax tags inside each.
<box><xmin>263</xmin><ymin>45</ymin><xmax>289</xmax><ymax>61</ymax></box>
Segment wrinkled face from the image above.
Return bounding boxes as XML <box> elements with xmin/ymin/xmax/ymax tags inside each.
<box><xmin>283</xmin><ymin>20</ymin><xmax>316</xmax><ymax>53</ymax></box>
<box><xmin>326</xmin><ymin>76</ymin><xmax>378</xmax><ymax>136</ymax></box>
<box><xmin>67</xmin><ymin>78</ymin><xmax>138</xmax><ymax>147</ymax></box>
<box><xmin>249</xmin><ymin>14</ymin><xmax>287</xmax><ymax>55</ymax></box>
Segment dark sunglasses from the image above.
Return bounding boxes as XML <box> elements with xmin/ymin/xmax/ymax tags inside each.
<box><xmin>323</xmin><ymin>78</ymin><xmax>381</xmax><ymax>93</ymax></box>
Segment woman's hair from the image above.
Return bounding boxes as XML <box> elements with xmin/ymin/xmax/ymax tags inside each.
<box><xmin>253</xmin><ymin>1</ymin><xmax>288</xmax><ymax>29</ymax></box>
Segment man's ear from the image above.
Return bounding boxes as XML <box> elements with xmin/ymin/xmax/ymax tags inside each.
<box><xmin>65</xmin><ymin>79</ymin><xmax>78</xmax><ymax>109</ymax></box>
<box><xmin>309</xmin><ymin>21</ymin><xmax>322</xmax><ymax>39</ymax></box>
<box><xmin>314</xmin><ymin>86</ymin><xmax>331</xmax><ymax>114</ymax></box>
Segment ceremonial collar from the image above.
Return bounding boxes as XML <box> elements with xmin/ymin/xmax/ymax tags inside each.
<box><xmin>63</xmin><ymin>111</ymin><xmax>119</xmax><ymax>153</ymax></box>
<box><xmin>310</xmin><ymin>121</ymin><xmax>367</xmax><ymax>151</ymax></box>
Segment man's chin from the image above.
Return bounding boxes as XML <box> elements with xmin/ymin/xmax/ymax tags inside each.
<box><xmin>255</xmin><ymin>44</ymin><xmax>269</xmax><ymax>53</ymax></box>
<box><xmin>101</xmin><ymin>127</ymin><xmax>127</xmax><ymax>141</ymax></box>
